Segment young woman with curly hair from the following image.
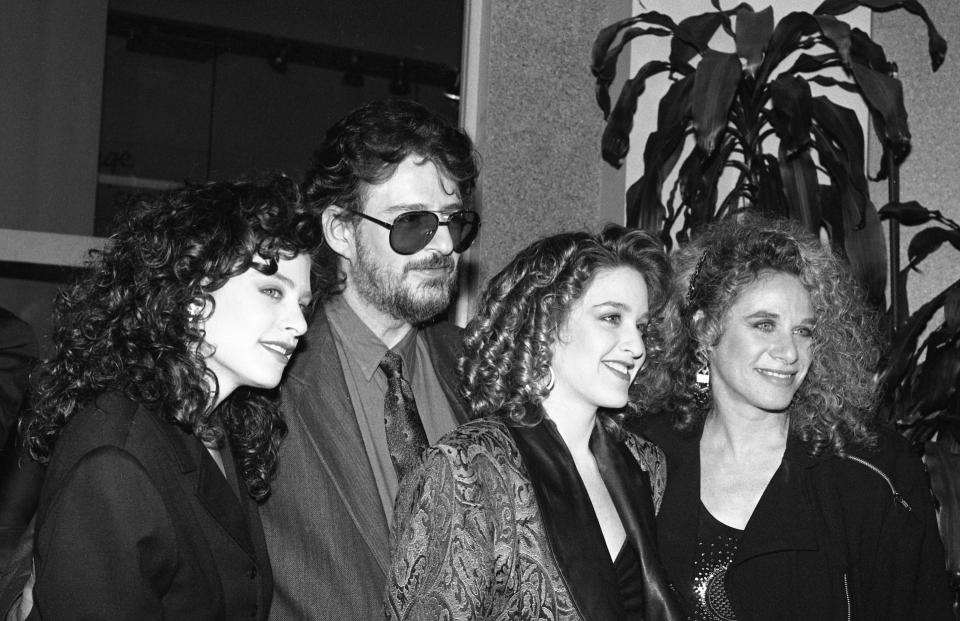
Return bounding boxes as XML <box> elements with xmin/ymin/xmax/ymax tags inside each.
<box><xmin>20</xmin><ymin>175</ymin><xmax>321</xmax><ymax>620</ymax></box>
<box><xmin>635</xmin><ymin>215</ymin><xmax>951</xmax><ymax>620</ymax></box>
<box><xmin>387</xmin><ymin>226</ymin><xmax>683</xmax><ymax>620</ymax></box>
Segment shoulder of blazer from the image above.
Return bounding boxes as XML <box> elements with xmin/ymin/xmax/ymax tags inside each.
<box><xmin>52</xmin><ymin>393</ymin><xmax>200</xmax><ymax>477</ymax></box>
<box><xmin>622</xmin><ymin>429</ymin><xmax>668</xmax><ymax>512</ymax></box>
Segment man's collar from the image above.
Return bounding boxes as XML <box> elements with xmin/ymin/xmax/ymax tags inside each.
<box><xmin>325</xmin><ymin>295</ymin><xmax>418</xmax><ymax>381</ymax></box>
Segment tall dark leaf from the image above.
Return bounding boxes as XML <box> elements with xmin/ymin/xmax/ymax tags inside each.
<box><xmin>814</xmin><ymin>0</ymin><xmax>947</xmax><ymax>70</ymax></box>
<box><xmin>601</xmin><ymin>61</ymin><xmax>672</xmax><ymax>167</ymax></box>
<box><xmin>849</xmin><ymin>61</ymin><xmax>911</xmax><ymax>156</ymax></box>
<box><xmin>735</xmin><ymin>6</ymin><xmax>774</xmax><ymax>77</ymax></box>
<box><xmin>811</xmin><ymin>14</ymin><xmax>852</xmax><ymax>65</ymax></box>
<box><xmin>672</xmin><ymin>12</ymin><xmax>726</xmax><ymax>66</ymax></box>
<box><xmin>625</xmin><ymin>121</ymin><xmax>689</xmax><ymax>231</ymax></box>
<box><xmin>593</xmin><ymin>27</ymin><xmax>672</xmax><ymax>118</ymax></box>
<box><xmin>907</xmin><ymin>227</ymin><xmax>960</xmax><ymax>266</ymax></box>
<box><xmin>756</xmin><ymin>12</ymin><xmax>819</xmax><ymax>87</ymax></box>
<box><xmin>843</xmin><ymin>198</ymin><xmax>888</xmax><ymax>307</ymax></box>
<box><xmin>779</xmin><ymin>148</ymin><xmax>821</xmax><ymax>233</ymax></box>
<box><xmin>912</xmin><ymin>341</ymin><xmax>960</xmax><ymax>415</ymax></box>
<box><xmin>768</xmin><ymin>75</ymin><xmax>813</xmax><ymax>155</ymax></box>
<box><xmin>691</xmin><ymin>51</ymin><xmax>742</xmax><ymax>153</ymax></box>
<box><xmin>877</xmin><ymin>201</ymin><xmax>935</xmax><ymax>226</ymax></box>
<box><xmin>877</xmin><ymin>285</ymin><xmax>950</xmax><ymax>388</ymax></box>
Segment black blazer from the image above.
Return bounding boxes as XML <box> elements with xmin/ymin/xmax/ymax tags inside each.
<box><xmin>642</xmin><ymin>414</ymin><xmax>953</xmax><ymax>621</ymax></box>
<box><xmin>30</xmin><ymin>393</ymin><xmax>273</xmax><ymax>620</ymax></box>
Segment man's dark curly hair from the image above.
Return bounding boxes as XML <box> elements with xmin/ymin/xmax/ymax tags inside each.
<box><xmin>302</xmin><ymin>98</ymin><xmax>480</xmax><ymax>291</ymax></box>
<box><xmin>637</xmin><ymin>215</ymin><xmax>881</xmax><ymax>456</ymax></box>
<box><xmin>459</xmin><ymin>225</ymin><xmax>673</xmax><ymax>433</ymax></box>
<box><xmin>25</xmin><ymin>174</ymin><xmax>324</xmax><ymax>501</ymax></box>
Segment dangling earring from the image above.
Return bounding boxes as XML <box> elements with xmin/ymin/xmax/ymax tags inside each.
<box><xmin>693</xmin><ymin>364</ymin><xmax>711</xmax><ymax>408</ymax></box>
<box><xmin>544</xmin><ymin>366</ymin><xmax>556</xmax><ymax>392</ymax></box>
<box><xmin>188</xmin><ymin>300</ymin><xmax>204</xmax><ymax>320</ymax></box>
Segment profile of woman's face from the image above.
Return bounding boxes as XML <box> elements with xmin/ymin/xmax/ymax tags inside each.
<box><xmin>706</xmin><ymin>271</ymin><xmax>815</xmax><ymax>416</ymax></box>
<box><xmin>546</xmin><ymin>266</ymin><xmax>650</xmax><ymax>415</ymax></box>
<box><xmin>202</xmin><ymin>253</ymin><xmax>312</xmax><ymax>400</ymax></box>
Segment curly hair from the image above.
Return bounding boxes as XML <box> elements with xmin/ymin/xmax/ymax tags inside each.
<box><xmin>637</xmin><ymin>215</ymin><xmax>881</xmax><ymax>455</ymax></box>
<box><xmin>302</xmin><ymin>98</ymin><xmax>480</xmax><ymax>291</ymax></box>
<box><xmin>26</xmin><ymin>174</ymin><xmax>325</xmax><ymax>501</ymax></box>
<box><xmin>459</xmin><ymin>225</ymin><xmax>673</xmax><ymax>433</ymax></box>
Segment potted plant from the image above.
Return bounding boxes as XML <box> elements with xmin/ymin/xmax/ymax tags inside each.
<box><xmin>591</xmin><ymin>0</ymin><xmax>945</xmax><ymax>307</ymax></box>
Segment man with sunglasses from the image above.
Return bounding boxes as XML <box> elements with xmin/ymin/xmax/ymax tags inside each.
<box><xmin>260</xmin><ymin>98</ymin><xmax>480</xmax><ymax>621</ymax></box>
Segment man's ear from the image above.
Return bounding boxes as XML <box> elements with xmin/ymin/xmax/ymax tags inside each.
<box><xmin>322</xmin><ymin>205</ymin><xmax>357</xmax><ymax>263</ymax></box>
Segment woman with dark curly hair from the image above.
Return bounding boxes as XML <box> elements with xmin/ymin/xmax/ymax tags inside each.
<box><xmin>19</xmin><ymin>175</ymin><xmax>321</xmax><ymax>620</ymax></box>
<box><xmin>637</xmin><ymin>216</ymin><xmax>951</xmax><ymax>620</ymax></box>
<box><xmin>387</xmin><ymin>226</ymin><xmax>683</xmax><ymax>620</ymax></box>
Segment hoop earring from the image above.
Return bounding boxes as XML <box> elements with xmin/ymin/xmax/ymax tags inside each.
<box><xmin>544</xmin><ymin>366</ymin><xmax>556</xmax><ymax>392</ymax></box>
<box><xmin>693</xmin><ymin>364</ymin><xmax>711</xmax><ymax>408</ymax></box>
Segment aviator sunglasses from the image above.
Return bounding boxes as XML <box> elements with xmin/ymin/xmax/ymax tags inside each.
<box><xmin>356</xmin><ymin>209</ymin><xmax>481</xmax><ymax>255</ymax></box>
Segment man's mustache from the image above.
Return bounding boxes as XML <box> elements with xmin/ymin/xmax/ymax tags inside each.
<box><xmin>404</xmin><ymin>256</ymin><xmax>456</xmax><ymax>272</ymax></box>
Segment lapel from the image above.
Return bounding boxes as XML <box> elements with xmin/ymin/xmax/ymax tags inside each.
<box><xmin>422</xmin><ymin>321</ymin><xmax>469</xmax><ymax>424</ymax></box>
<box><xmin>156</xmin><ymin>413</ymin><xmax>257</xmax><ymax>561</ymax></box>
<box><xmin>509</xmin><ymin>410</ymin><xmax>624</xmax><ymax>621</ymax></box>
<box><xmin>592</xmin><ymin>426</ymin><xmax>685</xmax><ymax>621</ymax></box>
<box><xmin>284</xmin><ymin>308</ymin><xmax>391</xmax><ymax>572</ymax></box>
<box><xmin>734</xmin><ymin>435</ymin><xmax>819</xmax><ymax>563</ymax></box>
<box><xmin>653</xmin><ymin>427</ymin><xmax>701</xmax><ymax>593</ymax></box>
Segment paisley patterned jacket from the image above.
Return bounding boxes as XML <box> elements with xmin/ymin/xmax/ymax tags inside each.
<box><xmin>386</xmin><ymin>415</ymin><xmax>683</xmax><ymax>621</ymax></box>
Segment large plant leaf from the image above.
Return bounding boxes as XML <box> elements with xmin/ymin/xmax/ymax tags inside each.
<box><xmin>756</xmin><ymin>12</ymin><xmax>820</xmax><ymax>87</ymax></box>
<box><xmin>946</xmin><ymin>287</ymin><xmax>960</xmax><ymax>334</ymax></box>
<box><xmin>877</xmin><ymin>200</ymin><xmax>936</xmax><ymax>226</ymax></box>
<box><xmin>811</xmin><ymin>98</ymin><xmax>868</xmax><ymax>196</ymax></box>
<box><xmin>912</xmin><ymin>339</ymin><xmax>960</xmax><ymax>416</ymax></box>
<box><xmin>779</xmin><ymin>147</ymin><xmax>821</xmax><ymax>233</ymax></box>
<box><xmin>923</xmin><ymin>441</ymin><xmax>960</xmax><ymax>571</ymax></box>
<box><xmin>787</xmin><ymin>53</ymin><xmax>845</xmax><ymax>75</ymax></box>
<box><xmin>811</xmin><ymin>14</ymin><xmax>852</xmax><ymax>65</ymax></box>
<box><xmin>767</xmin><ymin>75</ymin><xmax>813</xmax><ymax>155</ymax></box>
<box><xmin>601</xmin><ymin>61</ymin><xmax>673</xmax><ymax>167</ymax></box>
<box><xmin>593</xmin><ymin>27</ymin><xmax>672</xmax><ymax>118</ymax></box>
<box><xmin>735</xmin><ymin>6</ymin><xmax>774</xmax><ymax>77</ymax></box>
<box><xmin>814</xmin><ymin>0</ymin><xmax>947</xmax><ymax>71</ymax></box>
<box><xmin>625</xmin><ymin>121</ymin><xmax>689</xmax><ymax>232</ymax></box>
<box><xmin>672</xmin><ymin>11</ymin><xmax>727</xmax><ymax>67</ymax></box>
<box><xmin>878</xmin><ymin>284</ymin><xmax>952</xmax><ymax>388</ymax></box>
<box><xmin>849</xmin><ymin>61</ymin><xmax>911</xmax><ymax>157</ymax></box>
<box><xmin>907</xmin><ymin>227</ymin><xmax>960</xmax><ymax>267</ymax></box>
<box><xmin>753</xmin><ymin>154</ymin><xmax>789</xmax><ymax>220</ymax></box>
<box><xmin>843</xmin><ymin>198</ymin><xmax>888</xmax><ymax>307</ymax></box>
<box><xmin>691</xmin><ymin>51</ymin><xmax>742</xmax><ymax>153</ymax></box>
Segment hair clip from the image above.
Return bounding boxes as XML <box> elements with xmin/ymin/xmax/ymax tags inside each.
<box><xmin>686</xmin><ymin>249</ymin><xmax>709</xmax><ymax>308</ymax></box>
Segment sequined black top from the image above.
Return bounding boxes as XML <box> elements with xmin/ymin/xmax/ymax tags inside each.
<box><xmin>690</xmin><ymin>502</ymin><xmax>742</xmax><ymax>621</ymax></box>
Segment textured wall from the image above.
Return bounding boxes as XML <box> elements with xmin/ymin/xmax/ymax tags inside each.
<box><xmin>471</xmin><ymin>1</ymin><xmax>617</xmax><ymax>288</ymax></box>
<box><xmin>871</xmin><ymin>1</ymin><xmax>960</xmax><ymax>308</ymax></box>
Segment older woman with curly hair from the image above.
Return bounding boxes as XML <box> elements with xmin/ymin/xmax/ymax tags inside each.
<box><xmin>20</xmin><ymin>175</ymin><xmax>321</xmax><ymax>620</ymax></box>
<box><xmin>636</xmin><ymin>216</ymin><xmax>951</xmax><ymax>621</ymax></box>
<box><xmin>386</xmin><ymin>226</ymin><xmax>683</xmax><ymax>620</ymax></box>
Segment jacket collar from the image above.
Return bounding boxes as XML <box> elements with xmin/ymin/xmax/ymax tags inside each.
<box><xmin>286</xmin><ymin>307</ymin><xmax>391</xmax><ymax>571</ymax></box>
<box><xmin>97</xmin><ymin>392</ymin><xmax>259</xmax><ymax>561</ymax></box>
<box><xmin>510</xmin><ymin>407</ymin><xmax>683</xmax><ymax>621</ymax></box>
<box><xmin>653</xmin><ymin>423</ymin><xmax>819</xmax><ymax>575</ymax></box>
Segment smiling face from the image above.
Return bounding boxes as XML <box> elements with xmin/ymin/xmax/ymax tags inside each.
<box><xmin>339</xmin><ymin>155</ymin><xmax>463</xmax><ymax>326</ymax></box>
<box><xmin>707</xmin><ymin>271</ymin><xmax>815</xmax><ymax>417</ymax></box>
<box><xmin>202</xmin><ymin>253</ymin><xmax>312</xmax><ymax>403</ymax></box>
<box><xmin>545</xmin><ymin>266</ymin><xmax>650</xmax><ymax>417</ymax></box>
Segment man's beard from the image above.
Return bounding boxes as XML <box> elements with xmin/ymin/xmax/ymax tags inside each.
<box><xmin>351</xmin><ymin>235</ymin><xmax>458</xmax><ymax>325</ymax></box>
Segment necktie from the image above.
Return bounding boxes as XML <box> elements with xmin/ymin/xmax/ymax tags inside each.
<box><xmin>379</xmin><ymin>350</ymin><xmax>429</xmax><ymax>482</ymax></box>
